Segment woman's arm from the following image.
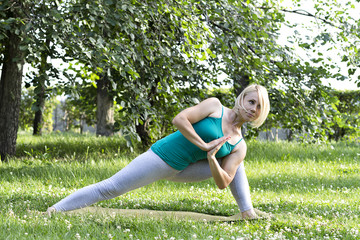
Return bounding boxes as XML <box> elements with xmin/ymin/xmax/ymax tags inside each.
<box><xmin>172</xmin><ymin>97</ymin><xmax>228</xmax><ymax>151</ymax></box>
<box><xmin>207</xmin><ymin>141</ymin><xmax>247</xmax><ymax>189</ymax></box>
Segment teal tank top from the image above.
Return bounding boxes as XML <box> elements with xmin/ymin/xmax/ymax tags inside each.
<box><xmin>151</xmin><ymin>106</ymin><xmax>243</xmax><ymax>170</ymax></box>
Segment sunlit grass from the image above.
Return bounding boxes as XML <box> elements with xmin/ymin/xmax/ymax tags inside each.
<box><xmin>0</xmin><ymin>132</ymin><xmax>359</xmax><ymax>239</ymax></box>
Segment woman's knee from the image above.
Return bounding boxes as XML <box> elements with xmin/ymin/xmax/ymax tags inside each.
<box><xmin>94</xmin><ymin>179</ymin><xmax>124</xmax><ymax>199</ymax></box>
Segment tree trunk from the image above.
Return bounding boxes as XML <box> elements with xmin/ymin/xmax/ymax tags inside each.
<box><xmin>135</xmin><ymin>82</ymin><xmax>157</xmax><ymax>148</ymax></box>
<box><xmin>233</xmin><ymin>70</ymin><xmax>250</xmax><ymax>96</ymax></box>
<box><xmin>136</xmin><ymin>118</ymin><xmax>151</xmax><ymax>148</ymax></box>
<box><xmin>80</xmin><ymin>113</ymin><xmax>84</xmax><ymax>134</ymax></box>
<box><xmin>0</xmin><ymin>32</ymin><xmax>25</xmax><ymax>161</ymax></box>
<box><xmin>33</xmin><ymin>79</ymin><xmax>46</xmax><ymax>135</ymax></box>
<box><xmin>287</xmin><ymin>129</ymin><xmax>293</xmax><ymax>141</ymax></box>
<box><xmin>54</xmin><ymin>104</ymin><xmax>58</xmax><ymax>131</ymax></box>
<box><xmin>96</xmin><ymin>74</ymin><xmax>114</xmax><ymax>136</ymax></box>
<box><xmin>33</xmin><ymin>38</ymin><xmax>50</xmax><ymax>135</ymax></box>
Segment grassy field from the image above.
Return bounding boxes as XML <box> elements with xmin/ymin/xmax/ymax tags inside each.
<box><xmin>0</xmin><ymin>132</ymin><xmax>359</xmax><ymax>239</ymax></box>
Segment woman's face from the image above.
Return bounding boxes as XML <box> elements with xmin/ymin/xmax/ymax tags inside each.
<box><xmin>240</xmin><ymin>91</ymin><xmax>261</xmax><ymax>121</ymax></box>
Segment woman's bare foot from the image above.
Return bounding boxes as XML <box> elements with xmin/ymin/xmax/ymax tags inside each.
<box><xmin>241</xmin><ymin>208</ymin><xmax>258</xmax><ymax>220</ymax></box>
<box><xmin>241</xmin><ymin>208</ymin><xmax>272</xmax><ymax>220</ymax></box>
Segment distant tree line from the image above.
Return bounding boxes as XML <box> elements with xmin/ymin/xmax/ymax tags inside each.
<box><xmin>19</xmin><ymin>87</ymin><xmax>360</xmax><ymax>143</ymax></box>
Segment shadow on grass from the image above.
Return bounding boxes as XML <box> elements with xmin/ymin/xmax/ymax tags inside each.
<box><xmin>15</xmin><ymin>133</ymin><xmax>133</xmax><ymax>160</ymax></box>
<box><xmin>0</xmin><ymin>164</ymin><xmax>117</xmax><ymax>187</ymax></box>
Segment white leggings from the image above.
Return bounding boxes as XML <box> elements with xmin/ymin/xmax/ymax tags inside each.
<box><xmin>52</xmin><ymin>149</ymin><xmax>253</xmax><ymax>212</ymax></box>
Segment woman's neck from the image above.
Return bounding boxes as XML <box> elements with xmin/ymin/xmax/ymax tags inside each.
<box><xmin>229</xmin><ymin>108</ymin><xmax>245</xmax><ymax>129</ymax></box>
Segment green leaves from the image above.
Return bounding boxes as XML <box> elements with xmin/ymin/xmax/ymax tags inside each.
<box><xmin>5</xmin><ymin>0</ymin><xmax>357</xmax><ymax>145</ymax></box>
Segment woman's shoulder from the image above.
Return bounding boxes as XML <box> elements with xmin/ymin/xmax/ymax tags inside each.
<box><xmin>203</xmin><ymin>97</ymin><xmax>222</xmax><ymax>106</ymax></box>
<box><xmin>232</xmin><ymin>137</ymin><xmax>247</xmax><ymax>155</ymax></box>
<box><xmin>201</xmin><ymin>98</ymin><xmax>223</xmax><ymax>118</ymax></box>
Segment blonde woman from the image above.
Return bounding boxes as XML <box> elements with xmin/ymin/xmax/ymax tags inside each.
<box><xmin>46</xmin><ymin>84</ymin><xmax>270</xmax><ymax>219</ymax></box>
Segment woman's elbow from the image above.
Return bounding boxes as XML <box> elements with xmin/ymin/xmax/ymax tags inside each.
<box><xmin>217</xmin><ymin>182</ymin><xmax>230</xmax><ymax>190</ymax></box>
<box><xmin>216</xmin><ymin>175</ymin><xmax>233</xmax><ymax>189</ymax></box>
<box><xmin>171</xmin><ymin>116</ymin><xmax>178</xmax><ymax>126</ymax></box>
<box><xmin>172</xmin><ymin>114</ymin><xmax>183</xmax><ymax>126</ymax></box>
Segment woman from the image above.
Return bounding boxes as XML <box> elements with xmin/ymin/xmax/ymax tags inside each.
<box><xmin>46</xmin><ymin>84</ymin><xmax>270</xmax><ymax>219</ymax></box>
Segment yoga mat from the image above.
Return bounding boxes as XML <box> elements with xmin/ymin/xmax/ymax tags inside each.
<box><xmin>66</xmin><ymin>207</ymin><xmax>270</xmax><ymax>222</ymax></box>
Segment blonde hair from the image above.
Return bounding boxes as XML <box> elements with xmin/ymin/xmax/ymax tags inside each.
<box><xmin>233</xmin><ymin>84</ymin><xmax>270</xmax><ymax>128</ymax></box>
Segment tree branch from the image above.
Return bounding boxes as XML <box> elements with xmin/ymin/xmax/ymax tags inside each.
<box><xmin>259</xmin><ymin>6</ymin><xmax>341</xmax><ymax>29</ymax></box>
<box><xmin>281</xmin><ymin>9</ymin><xmax>337</xmax><ymax>28</ymax></box>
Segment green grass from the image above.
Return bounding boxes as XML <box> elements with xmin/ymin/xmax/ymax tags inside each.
<box><xmin>1</xmin><ymin>132</ymin><xmax>359</xmax><ymax>239</ymax></box>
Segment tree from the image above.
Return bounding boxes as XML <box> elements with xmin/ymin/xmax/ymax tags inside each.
<box><xmin>0</xmin><ymin>1</ymin><xmax>27</xmax><ymax>161</ymax></box>
<box><xmin>327</xmin><ymin>90</ymin><xmax>360</xmax><ymax>141</ymax></box>
<box><xmin>23</xmin><ymin>0</ymin><xmax>64</xmax><ymax>136</ymax></box>
<box><xmin>31</xmin><ymin>38</ymin><xmax>51</xmax><ymax>135</ymax></box>
<box><xmin>1</xmin><ymin>0</ymin><xmax>76</xmax><ymax>160</ymax></box>
<box><xmin>96</xmin><ymin>72</ymin><xmax>114</xmax><ymax>136</ymax></box>
<box><xmin>19</xmin><ymin>87</ymin><xmax>57</xmax><ymax>132</ymax></box>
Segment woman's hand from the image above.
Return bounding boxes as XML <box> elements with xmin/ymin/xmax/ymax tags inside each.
<box><xmin>207</xmin><ymin>136</ymin><xmax>245</xmax><ymax>190</ymax></box>
<box><xmin>206</xmin><ymin>136</ymin><xmax>232</xmax><ymax>189</ymax></box>
<box><xmin>206</xmin><ymin>136</ymin><xmax>231</xmax><ymax>157</ymax></box>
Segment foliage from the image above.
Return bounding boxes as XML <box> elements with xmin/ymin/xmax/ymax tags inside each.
<box><xmin>327</xmin><ymin>89</ymin><xmax>360</xmax><ymax>141</ymax></box>
<box><xmin>19</xmin><ymin>87</ymin><xmax>58</xmax><ymax>132</ymax></box>
<box><xmin>18</xmin><ymin>88</ymin><xmax>36</xmax><ymax>131</ymax></box>
<box><xmin>266</xmin><ymin>0</ymin><xmax>360</xmax><ymax>142</ymax></box>
<box><xmin>15</xmin><ymin>132</ymin><xmax>133</xmax><ymax>160</ymax></box>
<box><xmin>0</xmin><ymin>0</ymin><xmax>64</xmax><ymax>87</ymax></box>
<box><xmin>53</xmin><ymin>0</ymin><xmax>221</xmax><ymax>145</ymax></box>
<box><xmin>2</xmin><ymin>0</ymin><xmax>360</xmax><ymax>154</ymax></box>
<box><xmin>61</xmin><ymin>82</ymin><xmax>97</xmax><ymax>133</ymax></box>
<box><xmin>109</xmin><ymin>0</ymin><xmax>360</xmax><ymax>144</ymax></box>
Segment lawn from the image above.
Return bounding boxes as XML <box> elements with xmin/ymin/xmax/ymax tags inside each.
<box><xmin>0</xmin><ymin>132</ymin><xmax>359</xmax><ymax>239</ymax></box>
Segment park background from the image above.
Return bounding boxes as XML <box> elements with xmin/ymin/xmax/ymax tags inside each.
<box><xmin>1</xmin><ymin>0</ymin><xmax>360</xmax><ymax>239</ymax></box>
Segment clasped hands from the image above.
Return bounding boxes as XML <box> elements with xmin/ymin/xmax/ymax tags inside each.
<box><xmin>201</xmin><ymin>136</ymin><xmax>231</xmax><ymax>159</ymax></box>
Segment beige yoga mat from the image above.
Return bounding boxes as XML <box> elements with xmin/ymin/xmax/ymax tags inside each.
<box><xmin>67</xmin><ymin>207</ymin><xmax>269</xmax><ymax>222</ymax></box>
